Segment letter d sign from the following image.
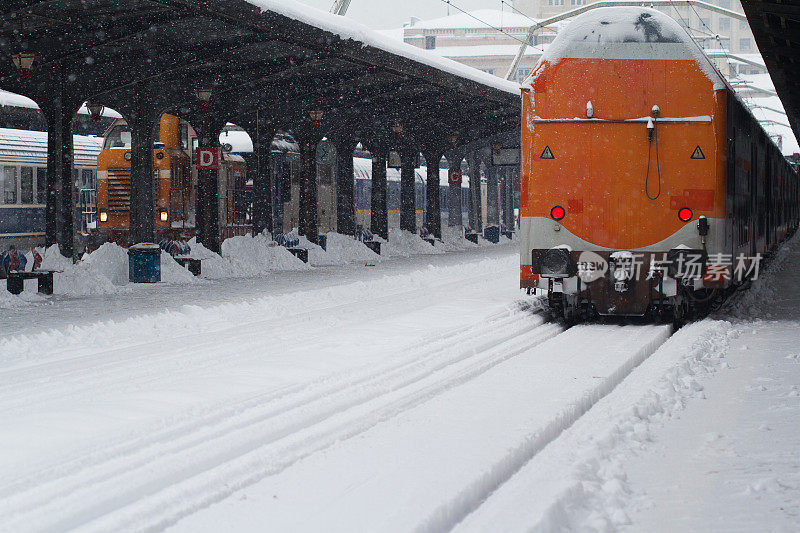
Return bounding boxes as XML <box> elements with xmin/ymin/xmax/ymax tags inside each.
<box><xmin>196</xmin><ymin>147</ymin><xmax>221</xmax><ymax>169</ymax></box>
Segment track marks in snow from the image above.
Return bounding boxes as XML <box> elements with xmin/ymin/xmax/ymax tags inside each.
<box><xmin>0</xmin><ymin>303</ymin><xmax>558</xmax><ymax>533</ymax></box>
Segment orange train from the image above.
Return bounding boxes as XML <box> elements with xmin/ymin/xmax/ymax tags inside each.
<box><xmin>520</xmin><ymin>8</ymin><xmax>799</xmax><ymax>322</ymax></box>
<box><xmin>94</xmin><ymin>114</ymin><xmax>247</xmax><ymax>245</ymax></box>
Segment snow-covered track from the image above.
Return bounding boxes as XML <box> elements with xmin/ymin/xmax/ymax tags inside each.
<box><xmin>0</xmin><ymin>267</ymin><xmax>515</xmax><ymax>415</ymax></box>
<box><xmin>0</xmin><ymin>302</ymin><xmax>559</xmax><ymax>532</ymax></box>
<box><xmin>165</xmin><ymin>323</ymin><xmax>672</xmax><ymax>532</ymax></box>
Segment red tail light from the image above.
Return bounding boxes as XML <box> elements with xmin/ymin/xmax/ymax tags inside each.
<box><xmin>550</xmin><ymin>205</ymin><xmax>565</xmax><ymax>220</ymax></box>
<box><xmin>678</xmin><ymin>207</ymin><xmax>693</xmax><ymax>222</ymax></box>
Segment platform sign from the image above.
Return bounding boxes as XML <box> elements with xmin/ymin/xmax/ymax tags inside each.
<box><xmin>448</xmin><ymin>168</ymin><xmax>462</xmax><ymax>185</ymax></box>
<box><xmin>492</xmin><ymin>147</ymin><xmax>520</xmax><ymax>166</ymax></box>
<box><xmin>196</xmin><ymin>147</ymin><xmax>221</xmax><ymax>169</ymax></box>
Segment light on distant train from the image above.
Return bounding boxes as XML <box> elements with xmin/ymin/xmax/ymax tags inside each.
<box><xmin>99</xmin><ymin>209</ymin><xmax>108</xmax><ymax>223</ymax></box>
<box><xmin>159</xmin><ymin>209</ymin><xmax>168</xmax><ymax>222</ymax></box>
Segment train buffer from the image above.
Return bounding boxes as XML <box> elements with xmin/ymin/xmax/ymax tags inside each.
<box><xmin>5</xmin><ymin>270</ymin><xmax>57</xmax><ymax>295</ymax></box>
<box><xmin>288</xmin><ymin>248</ymin><xmax>309</xmax><ymax>263</ymax></box>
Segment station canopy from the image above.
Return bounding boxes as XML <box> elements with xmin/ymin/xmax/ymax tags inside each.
<box><xmin>0</xmin><ymin>0</ymin><xmax>521</xmax><ymax>146</ymax></box>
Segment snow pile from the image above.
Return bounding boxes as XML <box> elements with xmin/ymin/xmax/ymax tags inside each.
<box><xmin>187</xmin><ymin>234</ymin><xmax>310</xmax><ymax>278</ymax></box>
<box><xmin>39</xmin><ymin>244</ymin><xmax>124</xmax><ymax>296</ymax></box>
<box><xmin>34</xmin><ymin>243</ymin><xmax>198</xmax><ymax>295</ymax></box>
<box><xmin>721</xmin><ymin>231</ymin><xmax>800</xmax><ymax>319</ymax></box>
<box><xmin>318</xmin><ymin>232</ymin><xmax>380</xmax><ymax>264</ymax></box>
<box><xmin>380</xmin><ymin>229</ymin><xmax>440</xmax><ymax>257</ymax></box>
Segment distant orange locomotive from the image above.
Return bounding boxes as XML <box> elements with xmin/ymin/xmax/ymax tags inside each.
<box><xmin>520</xmin><ymin>8</ymin><xmax>799</xmax><ymax>322</ymax></box>
<box><xmin>95</xmin><ymin>114</ymin><xmax>247</xmax><ymax>244</ymax></box>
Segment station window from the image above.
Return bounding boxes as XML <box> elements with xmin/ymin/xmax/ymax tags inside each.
<box><xmin>425</xmin><ymin>36</ymin><xmax>436</xmax><ymax>50</ymax></box>
<box><xmin>739</xmin><ymin>38</ymin><xmax>752</xmax><ymax>50</ymax></box>
<box><xmin>36</xmin><ymin>168</ymin><xmax>47</xmax><ymax>204</ymax></box>
<box><xmin>20</xmin><ymin>167</ymin><xmax>33</xmax><ymax>204</ymax></box>
<box><xmin>739</xmin><ymin>19</ymin><xmax>749</xmax><ymax>30</ymax></box>
<box><xmin>718</xmin><ymin>0</ymin><xmax>731</xmax><ymax>7</ymax></box>
<box><xmin>3</xmin><ymin>166</ymin><xmax>17</xmax><ymax>204</ymax></box>
<box><xmin>719</xmin><ymin>17</ymin><xmax>730</xmax><ymax>31</ymax></box>
<box><xmin>180</xmin><ymin>123</ymin><xmax>189</xmax><ymax>151</ymax></box>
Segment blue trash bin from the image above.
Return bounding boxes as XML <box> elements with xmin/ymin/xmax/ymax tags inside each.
<box><xmin>128</xmin><ymin>243</ymin><xmax>161</xmax><ymax>283</ymax></box>
<box><xmin>484</xmin><ymin>225</ymin><xmax>500</xmax><ymax>244</ymax></box>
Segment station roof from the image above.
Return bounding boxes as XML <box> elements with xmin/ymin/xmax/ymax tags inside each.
<box><xmin>741</xmin><ymin>0</ymin><xmax>800</xmax><ymax>146</ymax></box>
<box><xmin>0</xmin><ymin>0</ymin><xmax>521</xmax><ymax>149</ymax></box>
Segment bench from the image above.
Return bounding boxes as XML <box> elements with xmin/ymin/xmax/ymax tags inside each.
<box><xmin>424</xmin><ymin>238</ymin><xmax>435</xmax><ymax>247</ymax></box>
<box><xmin>465</xmin><ymin>233</ymin><xmax>479</xmax><ymax>244</ymax></box>
<box><xmin>174</xmin><ymin>257</ymin><xmax>201</xmax><ymax>276</ymax></box>
<box><xmin>364</xmin><ymin>241</ymin><xmax>381</xmax><ymax>255</ymax></box>
<box><xmin>288</xmin><ymin>247</ymin><xmax>309</xmax><ymax>263</ymax></box>
<box><xmin>6</xmin><ymin>270</ymin><xmax>55</xmax><ymax>295</ymax></box>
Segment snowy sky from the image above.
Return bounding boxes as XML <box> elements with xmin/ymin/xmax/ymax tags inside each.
<box><xmin>295</xmin><ymin>0</ymin><xmax>496</xmax><ymax>29</ymax></box>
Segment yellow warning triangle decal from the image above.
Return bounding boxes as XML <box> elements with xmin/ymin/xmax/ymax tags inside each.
<box><xmin>691</xmin><ymin>146</ymin><xmax>705</xmax><ymax>159</ymax></box>
<box><xmin>540</xmin><ymin>146</ymin><xmax>554</xmax><ymax>159</ymax></box>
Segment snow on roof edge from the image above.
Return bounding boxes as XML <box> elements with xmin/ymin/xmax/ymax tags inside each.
<box><xmin>241</xmin><ymin>0</ymin><xmax>520</xmax><ymax>95</ymax></box>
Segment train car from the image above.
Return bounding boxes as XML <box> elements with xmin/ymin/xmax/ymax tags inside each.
<box><xmin>520</xmin><ymin>7</ymin><xmax>799</xmax><ymax>322</ymax></box>
<box><xmin>95</xmin><ymin>114</ymin><xmax>246</xmax><ymax>245</ymax></box>
<box><xmin>0</xmin><ymin>127</ymin><xmax>101</xmax><ymax>251</ymax></box>
<box><xmin>353</xmin><ymin>157</ymin><xmax>472</xmax><ymax>231</ymax></box>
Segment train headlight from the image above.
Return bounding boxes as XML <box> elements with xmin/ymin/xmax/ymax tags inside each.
<box><xmin>678</xmin><ymin>207</ymin><xmax>693</xmax><ymax>222</ymax></box>
<box><xmin>159</xmin><ymin>209</ymin><xmax>168</xmax><ymax>222</ymax></box>
<box><xmin>99</xmin><ymin>209</ymin><xmax>108</xmax><ymax>223</ymax></box>
<box><xmin>550</xmin><ymin>205</ymin><xmax>565</xmax><ymax>221</ymax></box>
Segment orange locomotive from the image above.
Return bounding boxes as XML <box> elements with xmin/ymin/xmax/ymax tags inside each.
<box><xmin>520</xmin><ymin>8</ymin><xmax>799</xmax><ymax>322</ymax></box>
<box><xmin>95</xmin><ymin>114</ymin><xmax>247</xmax><ymax>245</ymax></box>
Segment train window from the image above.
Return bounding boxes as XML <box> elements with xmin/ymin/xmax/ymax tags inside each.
<box><xmin>81</xmin><ymin>169</ymin><xmax>95</xmax><ymax>189</ymax></box>
<box><xmin>103</xmin><ymin>125</ymin><xmax>132</xmax><ymax>150</ymax></box>
<box><xmin>36</xmin><ymin>168</ymin><xmax>47</xmax><ymax>204</ymax></box>
<box><xmin>180</xmin><ymin>123</ymin><xmax>189</xmax><ymax>151</ymax></box>
<box><xmin>3</xmin><ymin>166</ymin><xmax>17</xmax><ymax>204</ymax></box>
<box><xmin>20</xmin><ymin>167</ymin><xmax>33</xmax><ymax>204</ymax></box>
<box><xmin>191</xmin><ymin>137</ymin><xmax>198</xmax><ymax>164</ymax></box>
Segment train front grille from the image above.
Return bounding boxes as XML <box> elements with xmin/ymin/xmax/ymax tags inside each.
<box><xmin>107</xmin><ymin>169</ymin><xmax>130</xmax><ymax>212</ymax></box>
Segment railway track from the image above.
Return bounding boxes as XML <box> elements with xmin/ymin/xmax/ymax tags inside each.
<box><xmin>0</xmin><ymin>302</ymin><xmax>559</xmax><ymax>532</ymax></box>
<box><xmin>0</xmin><ymin>258</ymin><xmax>675</xmax><ymax>533</ymax></box>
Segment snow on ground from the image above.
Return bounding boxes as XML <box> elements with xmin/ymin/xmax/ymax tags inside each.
<box><xmin>1</xmin><ymin>228</ymin><xmax>797</xmax><ymax>532</ymax></box>
<box><xmin>458</xmin><ymin>232</ymin><xmax>800</xmax><ymax>532</ymax></box>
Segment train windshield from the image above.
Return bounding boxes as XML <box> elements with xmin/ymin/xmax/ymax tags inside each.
<box><xmin>103</xmin><ymin>124</ymin><xmax>132</xmax><ymax>150</ymax></box>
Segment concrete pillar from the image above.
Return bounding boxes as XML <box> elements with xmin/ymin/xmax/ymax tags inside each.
<box><xmin>466</xmin><ymin>153</ymin><xmax>483</xmax><ymax>232</ymax></box>
<box><xmin>485</xmin><ymin>160</ymin><xmax>500</xmax><ymax>227</ymax></box>
<box><xmin>47</xmin><ymin>88</ymin><xmax>70</xmax><ymax>257</ymax></box>
<box><xmin>500</xmin><ymin>167</ymin><xmax>511</xmax><ymax>228</ymax></box>
<box><xmin>298</xmin><ymin>134</ymin><xmax>320</xmax><ymax>243</ymax></box>
<box><xmin>251</xmin><ymin>122</ymin><xmax>275</xmax><ymax>237</ymax></box>
<box><xmin>370</xmin><ymin>148</ymin><xmax>388</xmax><ymax>240</ymax></box>
<box><xmin>127</xmin><ymin>110</ymin><xmax>158</xmax><ymax>246</ymax></box>
<box><xmin>400</xmin><ymin>147</ymin><xmax>416</xmax><ymax>233</ymax></box>
<box><xmin>335</xmin><ymin>137</ymin><xmax>358</xmax><ymax>236</ymax></box>
<box><xmin>446</xmin><ymin>152</ymin><xmax>464</xmax><ymax>227</ymax></box>
<box><xmin>423</xmin><ymin>150</ymin><xmax>443</xmax><ymax>239</ymax></box>
<box><xmin>194</xmin><ymin>118</ymin><xmax>225</xmax><ymax>253</ymax></box>
<box><xmin>41</xmin><ymin>91</ymin><xmax>77</xmax><ymax>258</ymax></box>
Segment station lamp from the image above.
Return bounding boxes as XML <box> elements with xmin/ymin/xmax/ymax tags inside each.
<box><xmin>194</xmin><ymin>87</ymin><xmax>214</xmax><ymax>110</ymax></box>
<box><xmin>10</xmin><ymin>51</ymin><xmax>37</xmax><ymax>78</ymax></box>
<box><xmin>86</xmin><ymin>101</ymin><xmax>104</xmax><ymax>122</ymax></box>
<box><xmin>492</xmin><ymin>142</ymin><xmax>503</xmax><ymax>153</ymax></box>
<box><xmin>447</xmin><ymin>133</ymin><xmax>459</xmax><ymax>147</ymax></box>
<box><xmin>391</xmin><ymin>122</ymin><xmax>403</xmax><ymax>139</ymax></box>
<box><xmin>308</xmin><ymin>109</ymin><xmax>324</xmax><ymax>126</ymax></box>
